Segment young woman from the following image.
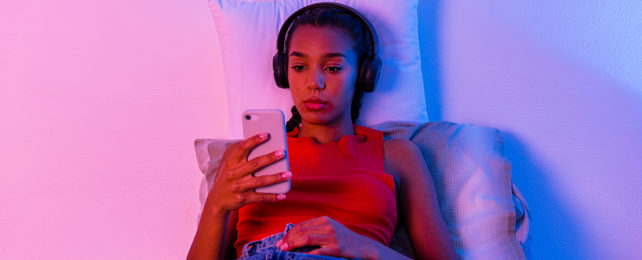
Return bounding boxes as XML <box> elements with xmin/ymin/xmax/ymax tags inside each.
<box><xmin>188</xmin><ymin>3</ymin><xmax>457</xmax><ymax>259</ymax></box>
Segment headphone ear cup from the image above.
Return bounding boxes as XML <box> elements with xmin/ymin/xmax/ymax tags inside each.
<box><xmin>273</xmin><ymin>53</ymin><xmax>289</xmax><ymax>88</ymax></box>
<box><xmin>358</xmin><ymin>56</ymin><xmax>381</xmax><ymax>93</ymax></box>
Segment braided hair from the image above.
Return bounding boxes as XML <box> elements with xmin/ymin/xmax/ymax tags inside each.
<box><xmin>282</xmin><ymin>6</ymin><xmax>373</xmax><ymax>133</ymax></box>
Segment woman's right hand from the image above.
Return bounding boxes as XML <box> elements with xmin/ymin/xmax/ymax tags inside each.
<box><xmin>203</xmin><ymin>133</ymin><xmax>291</xmax><ymax>217</ymax></box>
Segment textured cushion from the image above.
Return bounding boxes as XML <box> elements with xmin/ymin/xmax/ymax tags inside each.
<box><xmin>371</xmin><ymin>121</ymin><xmax>525</xmax><ymax>259</ymax></box>
<box><xmin>208</xmin><ymin>0</ymin><xmax>429</xmax><ymax>138</ymax></box>
<box><xmin>193</xmin><ymin>121</ymin><xmax>528</xmax><ymax>259</ymax></box>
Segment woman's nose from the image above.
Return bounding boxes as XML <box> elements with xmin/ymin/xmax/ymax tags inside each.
<box><xmin>306</xmin><ymin>69</ymin><xmax>326</xmax><ymax>90</ymax></box>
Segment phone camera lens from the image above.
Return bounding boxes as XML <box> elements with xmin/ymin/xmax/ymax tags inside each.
<box><xmin>245</xmin><ymin>115</ymin><xmax>251</xmax><ymax>120</ymax></box>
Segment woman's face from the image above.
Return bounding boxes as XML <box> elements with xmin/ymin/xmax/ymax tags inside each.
<box><xmin>287</xmin><ymin>25</ymin><xmax>359</xmax><ymax>127</ymax></box>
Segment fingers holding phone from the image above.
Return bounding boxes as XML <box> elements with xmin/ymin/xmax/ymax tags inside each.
<box><xmin>202</xmin><ymin>109</ymin><xmax>291</xmax><ymax>217</ymax></box>
<box><xmin>204</xmin><ymin>132</ymin><xmax>290</xmax><ymax>217</ymax></box>
<box><xmin>241</xmin><ymin>109</ymin><xmax>291</xmax><ymax>194</ymax></box>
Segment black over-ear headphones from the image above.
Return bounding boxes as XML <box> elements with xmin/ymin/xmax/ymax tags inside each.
<box><xmin>272</xmin><ymin>2</ymin><xmax>381</xmax><ymax>93</ymax></box>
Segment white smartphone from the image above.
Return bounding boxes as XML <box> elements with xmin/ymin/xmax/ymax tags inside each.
<box><xmin>241</xmin><ymin>109</ymin><xmax>290</xmax><ymax>194</ymax></box>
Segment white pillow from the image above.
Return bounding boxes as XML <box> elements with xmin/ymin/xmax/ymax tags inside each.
<box><xmin>209</xmin><ymin>0</ymin><xmax>429</xmax><ymax>138</ymax></box>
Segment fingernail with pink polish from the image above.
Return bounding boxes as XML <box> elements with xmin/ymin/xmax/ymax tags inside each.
<box><xmin>281</xmin><ymin>171</ymin><xmax>292</xmax><ymax>179</ymax></box>
<box><xmin>280</xmin><ymin>242</ymin><xmax>288</xmax><ymax>250</ymax></box>
<box><xmin>276</xmin><ymin>194</ymin><xmax>286</xmax><ymax>200</ymax></box>
<box><xmin>276</xmin><ymin>240</ymin><xmax>282</xmax><ymax>247</ymax></box>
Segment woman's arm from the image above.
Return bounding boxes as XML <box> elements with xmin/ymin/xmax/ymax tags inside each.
<box><xmin>187</xmin><ymin>208</ymin><xmax>236</xmax><ymax>260</ymax></box>
<box><xmin>187</xmin><ymin>134</ymin><xmax>292</xmax><ymax>259</ymax></box>
<box><xmin>276</xmin><ymin>216</ymin><xmax>411</xmax><ymax>260</ymax></box>
<box><xmin>384</xmin><ymin>139</ymin><xmax>458</xmax><ymax>260</ymax></box>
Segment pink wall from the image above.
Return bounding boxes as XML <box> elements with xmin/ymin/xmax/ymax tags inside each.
<box><xmin>2</xmin><ymin>0</ymin><xmax>640</xmax><ymax>259</ymax></box>
<box><xmin>1</xmin><ymin>0</ymin><xmax>227</xmax><ymax>258</ymax></box>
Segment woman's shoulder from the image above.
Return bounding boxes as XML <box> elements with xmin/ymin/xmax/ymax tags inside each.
<box><xmin>383</xmin><ymin>138</ymin><xmax>423</xmax><ymax>178</ymax></box>
<box><xmin>383</xmin><ymin>138</ymin><xmax>419</xmax><ymax>157</ymax></box>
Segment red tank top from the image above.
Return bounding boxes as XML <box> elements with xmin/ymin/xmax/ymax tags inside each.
<box><xmin>234</xmin><ymin>125</ymin><xmax>397</xmax><ymax>256</ymax></box>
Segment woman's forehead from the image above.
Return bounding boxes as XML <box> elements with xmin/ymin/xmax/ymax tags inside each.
<box><xmin>288</xmin><ymin>25</ymin><xmax>355</xmax><ymax>57</ymax></box>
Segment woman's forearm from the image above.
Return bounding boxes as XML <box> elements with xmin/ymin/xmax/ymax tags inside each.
<box><xmin>186</xmin><ymin>210</ymin><xmax>230</xmax><ymax>260</ymax></box>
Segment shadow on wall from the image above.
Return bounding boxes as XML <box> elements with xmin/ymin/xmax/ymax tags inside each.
<box><xmin>502</xmin><ymin>132</ymin><xmax>586</xmax><ymax>260</ymax></box>
<box><xmin>418</xmin><ymin>0</ymin><xmax>442</xmax><ymax>121</ymax></box>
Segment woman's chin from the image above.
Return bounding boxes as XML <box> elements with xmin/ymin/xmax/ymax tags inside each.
<box><xmin>301</xmin><ymin>113</ymin><xmax>332</xmax><ymax>125</ymax></box>
<box><xmin>299</xmin><ymin>106</ymin><xmax>350</xmax><ymax>126</ymax></box>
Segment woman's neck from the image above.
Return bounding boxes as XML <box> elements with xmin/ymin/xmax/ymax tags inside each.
<box><xmin>297</xmin><ymin>120</ymin><xmax>355</xmax><ymax>144</ymax></box>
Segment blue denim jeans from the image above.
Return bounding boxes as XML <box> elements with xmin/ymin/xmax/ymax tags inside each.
<box><xmin>238</xmin><ymin>223</ymin><xmax>358</xmax><ymax>260</ymax></box>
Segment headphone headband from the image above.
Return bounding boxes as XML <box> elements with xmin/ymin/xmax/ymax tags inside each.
<box><xmin>276</xmin><ymin>2</ymin><xmax>378</xmax><ymax>58</ymax></box>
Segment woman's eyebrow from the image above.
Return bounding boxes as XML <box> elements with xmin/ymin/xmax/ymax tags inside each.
<box><xmin>323</xmin><ymin>53</ymin><xmax>347</xmax><ymax>59</ymax></box>
<box><xmin>289</xmin><ymin>51</ymin><xmax>307</xmax><ymax>57</ymax></box>
<box><xmin>289</xmin><ymin>51</ymin><xmax>347</xmax><ymax>59</ymax></box>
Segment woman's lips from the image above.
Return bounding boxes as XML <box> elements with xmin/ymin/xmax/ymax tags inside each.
<box><xmin>304</xmin><ymin>102</ymin><xmax>325</xmax><ymax>110</ymax></box>
<box><xmin>303</xmin><ymin>99</ymin><xmax>326</xmax><ymax>111</ymax></box>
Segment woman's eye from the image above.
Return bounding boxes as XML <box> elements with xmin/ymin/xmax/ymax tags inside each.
<box><xmin>325</xmin><ymin>66</ymin><xmax>342</xmax><ymax>73</ymax></box>
<box><xmin>290</xmin><ymin>65</ymin><xmax>305</xmax><ymax>71</ymax></box>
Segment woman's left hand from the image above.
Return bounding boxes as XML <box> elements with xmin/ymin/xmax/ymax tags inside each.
<box><xmin>276</xmin><ymin>216</ymin><xmax>378</xmax><ymax>259</ymax></box>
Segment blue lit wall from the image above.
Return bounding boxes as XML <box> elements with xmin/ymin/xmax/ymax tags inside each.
<box><xmin>419</xmin><ymin>1</ymin><xmax>642</xmax><ymax>259</ymax></box>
